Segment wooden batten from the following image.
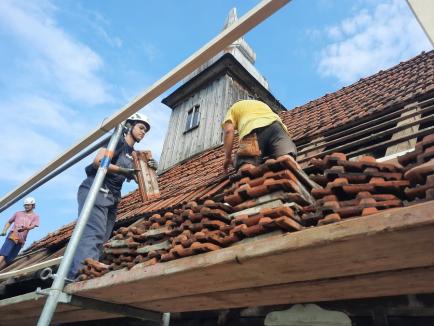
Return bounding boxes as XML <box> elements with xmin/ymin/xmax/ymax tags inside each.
<box><xmin>297</xmin><ymin>97</ymin><xmax>434</xmax><ymax>163</ymax></box>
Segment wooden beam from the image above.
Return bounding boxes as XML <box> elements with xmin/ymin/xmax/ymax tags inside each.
<box><xmin>296</xmin><ymin>97</ymin><xmax>434</xmax><ymax>150</ymax></box>
<box><xmin>0</xmin><ymin>0</ymin><xmax>291</xmax><ymax>209</ymax></box>
<box><xmin>297</xmin><ymin>103</ymin><xmax>434</xmax><ymax>154</ymax></box>
<box><xmin>0</xmin><ymin>257</ymin><xmax>62</xmax><ymax>281</ymax></box>
<box><xmin>300</xmin><ymin>123</ymin><xmax>434</xmax><ymax>163</ymax></box>
<box><xmin>132</xmin><ymin>266</ymin><xmax>434</xmax><ymax>312</ymax></box>
<box><xmin>345</xmin><ymin>125</ymin><xmax>434</xmax><ymax>159</ymax></box>
<box><xmin>65</xmin><ymin>202</ymin><xmax>434</xmax><ymax>306</ymax></box>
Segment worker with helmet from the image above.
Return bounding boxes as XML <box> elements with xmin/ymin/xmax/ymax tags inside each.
<box><xmin>68</xmin><ymin>113</ymin><xmax>157</xmax><ymax>279</ymax></box>
<box><xmin>0</xmin><ymin>197</ymin><xmax>40</xmax><ymax>269</ymax></box>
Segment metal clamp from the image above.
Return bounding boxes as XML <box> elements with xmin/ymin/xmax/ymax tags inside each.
<box><xmin>35</xmin><ymin>287</ymin><xmax>72</xmax><ymax>304</ymax></box>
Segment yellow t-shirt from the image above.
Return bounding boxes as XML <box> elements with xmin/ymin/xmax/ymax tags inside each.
<box><xmin>222</xmin><ymin>100</ymin><xmax>289</xmax><ymax>139</ymax></box>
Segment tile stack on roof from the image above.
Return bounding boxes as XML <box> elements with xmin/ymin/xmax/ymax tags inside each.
<box><xmin>78</xmin><ymin>156</ymin><xmax>315</xmax><ymax>280</ymax></box>
<box><xmin>94</xmin><ymin>199</ymin><xmax>236</xmax><ymax>277</ymax></box>
<box><xmin>77</xmin><ymin>258</ymin><xmax>110</xmax><ymax>281</ymax></box>
<box><xmin>305</xmin><ymin>153</ymin><xmax>408</xmax><ymax>226</ymax></box>
<box><xmin>223</xmin><ymin>156</ymin><xmax>313</xmax><ymax>209</ymax></box>
<box><xmin>400</xmin><ymin>134</ymin><xmax>434</xmax><ymax>203</ymax></box>
<box><xmin>280</xmin><ymin>51</ymin><xmax>434</xmax><ymax>142</ymax></box>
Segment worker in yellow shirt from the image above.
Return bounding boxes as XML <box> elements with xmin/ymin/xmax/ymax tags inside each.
<box><xmin>222</xmin><ymin>99</ymin><xmax>297</xmax><ymax>172</ymax></box>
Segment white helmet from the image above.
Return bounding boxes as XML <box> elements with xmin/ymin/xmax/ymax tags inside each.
<box><xmin>127</xmin><ymin>113</ymin><xmax>150</xmax><ymax>131</ymax></box>
<box><xmin>23</xmin><ymin>197</ymin><xmax>36</xmax><ymax>205</ymax></box>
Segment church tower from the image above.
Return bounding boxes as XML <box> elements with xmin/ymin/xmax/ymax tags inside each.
<box><xmin>159</xmin><ymin>8</ymin><xmax>285</xmax><ymax>171</ymax></box>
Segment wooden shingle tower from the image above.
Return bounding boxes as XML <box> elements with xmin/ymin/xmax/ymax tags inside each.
<box><xmin>159</xmin><ymin>8</ymin><xmax>285</xmax><ymax>171</ymax></box>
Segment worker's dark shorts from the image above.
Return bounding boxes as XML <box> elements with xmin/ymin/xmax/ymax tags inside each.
<box><xmin>235</xmin><ymin>121</ymin><xmax>297</xmax><ymax>170</ymax></box>
<box><xmin>0</xmin><ymin>237</ymin><xmax>22</xmax><ymax>264</ymax></box>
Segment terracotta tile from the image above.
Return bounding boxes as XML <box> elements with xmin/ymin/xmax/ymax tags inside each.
<box><xmin>274</xmin><ymin>216</ymin><xmax>302</xmax><ymax>231</ymax></box>
<box><xmin>318</xmin><ymin>214</ymin><xmax>341</xmax><ymax>226</ymax></box>
<box><xmin>241</xmin><ymin>224</ymin><xmax>267</xmax><ymax>237</ymax></box>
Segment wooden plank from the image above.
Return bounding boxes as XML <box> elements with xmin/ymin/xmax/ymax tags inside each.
<box><xmin>0</xmin><ymin>292</ymin><xmax>131</xmax><ymax>325</ymax></box>
<box><xmin>66</xmin><ymin>201</ymin><xmax>434</xmax><ymax>306</ymax></box>
<box><xmin>0</xmin><ymin>256</ymin><xmax>62</xmax><ymax>281</ymax></box>
<box><xmin>297</xmin><ymin>102</ymin><xmax>434</xmax><ymax>152</ymax></box>
<box><xmin>346</xmin><ymin>125</ymin><xmax>434</xmax><ymax>159</ymax></box>
<box><xmin>0</xmin><ymin>292</ymin><xmax>76</xmax><ymax>322</ymax></box>
<box><xmin>0</xmin><ymin>0</ymin><xmax>291</xmax><ymax>209</ymax></box>
<box><xmin>1</xmin><ymin>306</ymin><xmax>116</xmax><ymax>326</ymax></box>
<box><xmin>300</xmin><ymin>124</ymin><xmax>434</xmax><ymax>163</ymax></box>
<box><xmin>134</xmin><ymin>266</ymin><xmax>434</xmax><ymax>312</ymax></box>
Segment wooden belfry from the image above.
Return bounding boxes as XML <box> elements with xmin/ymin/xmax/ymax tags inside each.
<box><xmin>132</xmin><ymin>151</ymin><xmax>160</xmax><ymax>202</ymax></box>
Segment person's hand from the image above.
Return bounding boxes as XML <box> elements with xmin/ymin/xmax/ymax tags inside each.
<box><xmin>223</xmin><ymin>157</ymin><xmax>233</xmax><ymax>173</ymax></box>
<box><xmin>147</xmin><ymin>158</ymin><xmax>158</xmax><ymax>170</ymax></box>
<box><xmin>0</xmin><ymin>231</ymin><xmax>6</xmax><ymax>236</ymax></box>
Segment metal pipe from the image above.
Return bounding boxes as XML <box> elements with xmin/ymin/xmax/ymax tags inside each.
<box><xmin>0</xmin><ymin>134</ymin><xmax>112</xmax><ymax>214</ymax></box>
<box><xmin>37</xmin><ymin>124</ymin><xmax>124</xmax><ymax>326</ymax></box>
<box><xmin>161</xmin><ymin>312</ymin><xmax>171</xmax><ymax>326</ymax></box>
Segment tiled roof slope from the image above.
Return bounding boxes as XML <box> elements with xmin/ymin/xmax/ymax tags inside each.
<box><xmin>115</xmin><ymin>146</ymin><xmax>230</xmax><ymax>219</ymax></box>
<box><xmin>25</xmin><ymin>146</ymin><xmax>230</xmax><ymax>252</ymax></box>
<box><xmin>25</xmin><ymin>50</ymin><xmax>434</xmax><ymax>253</ymax></box>
<box><xmin>281</xmin><ymin>50</ymin><xmax>434</xmax><ymax>141</ymax></box>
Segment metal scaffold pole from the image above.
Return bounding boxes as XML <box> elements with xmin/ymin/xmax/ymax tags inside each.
<box><xmin>37</xmin><ymin>124</ymin><xmax>125</xmax><ymax>326</ymax></box>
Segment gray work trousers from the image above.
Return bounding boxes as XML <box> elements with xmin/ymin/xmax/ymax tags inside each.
<box><xmin>67</xmin><ymin>185</ymin><xmax>118</xmax><ymax>279</ymax></box>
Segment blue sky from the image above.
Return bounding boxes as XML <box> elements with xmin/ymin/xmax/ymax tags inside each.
<box><xmin>0</xmin><ymin>0</ymin><xmax>431</xmax><ymax>249</ymax></box>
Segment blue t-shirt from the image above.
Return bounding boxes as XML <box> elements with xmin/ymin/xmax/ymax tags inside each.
<box><xmin>83</xmin><ymin>137</ymin><xmax>134</xmax><ymax>199</ymax></box>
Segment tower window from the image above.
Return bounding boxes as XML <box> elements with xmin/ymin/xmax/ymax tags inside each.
<box><xmin>185</xmin><ymin>105</ymin><xmax>200</xmax><ymax>132</ymax></box>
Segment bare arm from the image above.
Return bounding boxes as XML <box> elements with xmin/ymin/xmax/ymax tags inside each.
<box><xmin>223</xmin><ymin>122</ymin><xmax>235</xmax><ymax>173</ymax></box>
<box><xmin>1</xmin><ymin>223</ymin><xmax>10</xmax><ymax>236</ymax></box>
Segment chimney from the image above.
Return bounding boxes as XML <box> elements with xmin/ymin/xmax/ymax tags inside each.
<box><xmin>132</xmin><ymin>151</ymin><xmax>160</xmax><ymax>202</ymax></box>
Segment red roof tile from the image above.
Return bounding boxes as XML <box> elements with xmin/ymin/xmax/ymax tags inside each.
<box><xmin>281</xmin><ymin>51</ymin><xmax>434</xmax><ymax>141</ymax></box>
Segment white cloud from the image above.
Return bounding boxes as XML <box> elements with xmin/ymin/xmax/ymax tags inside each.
<box><xmin>143</xmin><ymin>42</ymin><xmax>161</xmax><ymax>63</ymax></box>
<box><xmin>0</xmin><ymin>126</ymin><xmax>63</xmax><ymax>182</ymax></box>
<box><xmin>0</xmin><ymin>95</ymin><xmax>91</xmax><ymax>137</ymax></box>
<box><xmin>317</xmin><ymin>0</ymin><xmax>433</xmax><ymax>84</ymax></box>
<box><xmin>0</xmin><ymin>0</ymin><xmax>110</xmax><ymax>105</ymax></box>
<box><xmin>133</xmin><ymin>99</ymin><xmax>171</xmax><ymax>161</ymax></box>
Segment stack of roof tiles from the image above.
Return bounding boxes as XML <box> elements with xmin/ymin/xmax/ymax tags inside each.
<box><xmin>77</xmin><ymin>258</ymin><xmax>110</xmax><ymax>281</ymax></box>
<box><xmin>77</xmin><ymin>156</ymin><xmax>317</xmax><ymax>279</ymax></box>
<box><xmin>305</xmin><ymin>153</ymin><xmax>408</xmax><ymax>226</ymax></box>
<box><xmin>100</xmin><ymin>199</ymin><xmax>236</xmax><ymax>272</ymax></box>
<box><xmin>224</xmin><ymin>156</ymin><xmax>314</xmax><ymax>210</ymax></box>
<box><xmin>399</xmin><ymin>134</ymin><xmax>434</xmax><ymax>203</ymax></box>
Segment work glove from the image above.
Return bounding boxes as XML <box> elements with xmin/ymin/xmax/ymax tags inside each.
<box><xmin>117</xmin><ymin>167</ymin><xmax>139</xmax><ymax>183</ymax></box>
<box><xmin>117</xmin><ymin>167</ymin><xmax>136</xmax><ymax>177</ymax></box>
<box><xmin>147</xmin><ymin>158</ymin><xmax>158</xmax><ymax>170</ymax></box>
